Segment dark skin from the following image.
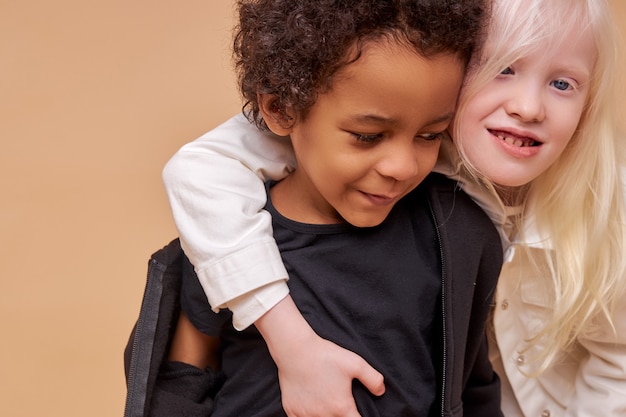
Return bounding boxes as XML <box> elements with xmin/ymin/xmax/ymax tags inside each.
<box><xmin>168</xmin><ymin>311</ymin><xmax>221</xmax><ymax>371</ymax></box>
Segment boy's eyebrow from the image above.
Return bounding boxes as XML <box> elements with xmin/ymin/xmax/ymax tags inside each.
<box><xmin>351</xmin><ymin>112</ymin><xmax>456</xmax><ymax>126</ymax></box>
<box><xmin>425</xmin><ymin>112</ymin><xmax>456</xmax><ymax>126</ymax></box>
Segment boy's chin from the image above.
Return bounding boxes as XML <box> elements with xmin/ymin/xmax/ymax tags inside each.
<box><xmin>341</xmin><ymin>210</ymin><xmax>391</xmax><ymax>228</ymax></box>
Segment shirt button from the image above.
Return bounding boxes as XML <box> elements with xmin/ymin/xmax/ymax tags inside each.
<box><xmin>516</xmin><ymin>355</ymin><xmax>525</xmax><ymax>365</ymax></box>
<box><xmin>501</xmin><ymin>299</ymin><xmax>509</xmax><ymax>310</ymax></box>
<box><xmin>541</xmin><ymin>410</ymin><xmax>550</xmax><ymax>417</ymax></box>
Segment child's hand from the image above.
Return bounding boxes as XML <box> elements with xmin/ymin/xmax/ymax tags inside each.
<box><xmin>255</xmin><ymin>295</ymin><xmax>385</xmax><ymax>417</ymax></box>
<box><xmin>276</xmin><ymin>334</ymin><xmax>385</xmax><ymax>417</ymax></box>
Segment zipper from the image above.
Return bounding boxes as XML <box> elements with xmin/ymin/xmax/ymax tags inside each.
<box><xmin>123</xmin><ymin>258</ymin><xmax>163</xmax><ymax>417</ymax></box>
<box><xmin>428</xmin><ymin>198</ymin><xmax>447</xmax><ymax>417</ymax></box>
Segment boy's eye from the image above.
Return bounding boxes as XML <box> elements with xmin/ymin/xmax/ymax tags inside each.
<box><xmin>353</xmin><ymin>133</ymin><xmax>383</xmax><ymax>143</ymax></box>
<box><xmin>418</xmin><ymin>132</ymin><xmax>445</xmax><ymax>141</ymax></box>
<box><xmin>551</xmin><ymin>79</ymin><xmax>571</xmax><ymax>91</ymax></box>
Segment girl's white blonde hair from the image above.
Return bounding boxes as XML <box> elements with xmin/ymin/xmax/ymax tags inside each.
<box><xmin>455</xmin><ymin>0</ymin><xmax>626</xmax><ymax>373</ymax></box>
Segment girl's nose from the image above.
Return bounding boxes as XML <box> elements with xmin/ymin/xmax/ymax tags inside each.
<box><xmin>504</xmin><ymin>83</ymin><xmax>546</xmax><ymax>123</ymax></box>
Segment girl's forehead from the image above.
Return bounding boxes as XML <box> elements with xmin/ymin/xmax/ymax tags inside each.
<box><xmin>483</xmin><ymin>17</ymin><xmax>597</xmax><ymax>70</ymax></box>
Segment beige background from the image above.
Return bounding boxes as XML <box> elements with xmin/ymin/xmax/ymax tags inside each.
<box><xmin>1</xmin><ymin>1</ymin><xmax>624</xmax><ymax>416</ymax></box>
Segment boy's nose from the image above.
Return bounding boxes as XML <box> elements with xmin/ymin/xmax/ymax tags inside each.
<box><xmin>376</xmin><ymin>144</ymin><xmax>421</xmax><ymax>182</ymax></box>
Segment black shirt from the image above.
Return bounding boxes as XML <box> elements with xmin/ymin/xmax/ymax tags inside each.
<box><xmin>182</xmin><ymin>181</ymin><xmax>443</xmax><ymax>416</ymax></box>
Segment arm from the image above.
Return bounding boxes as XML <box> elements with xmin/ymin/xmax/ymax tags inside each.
<box><xmin>163</xmin><ymin>114</ymin><xmax>384</xmax><ymax>416</ymax></box>
<box><xmin>257</xmin><ymin>295</ymin><xmax>385</xmax><ymax>417</ymax></box>
<box><xmin>163</xmin><ymin>114</ymin><xmax>296</xmax><ymax>329</ymax></box>
<box><xmin>168</xmin><ymin>311</ymin><xmax>222</xmax><ymax>371</ymax></box>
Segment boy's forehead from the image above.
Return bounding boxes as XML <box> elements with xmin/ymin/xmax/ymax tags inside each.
<box><xmin>322</xmin><ymin>39</ymin><xmax>463</xmax><ymax>125</ymax></box>
<box><xmin>339</xmin><ymin>37</ymin><xmax>462</xmax><ymax>75</ymax></box>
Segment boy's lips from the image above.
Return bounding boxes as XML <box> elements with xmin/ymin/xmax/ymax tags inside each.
<box><xmin>360</xmin><ymin>191</ymin><xmax>399</xmax><ymax>206</ymax></box>
<box><xmin>488</xmin><ymin>128</ymin><xmax>542</xmax><ymax>147</ymax></box>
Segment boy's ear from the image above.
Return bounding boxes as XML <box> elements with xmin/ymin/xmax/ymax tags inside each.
<box><xmin>258</xmin><ymin>93</ymin><xmax>294</xmax><ymax>136</ymax></box>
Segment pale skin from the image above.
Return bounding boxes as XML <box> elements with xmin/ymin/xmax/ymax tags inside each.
<box><xmin>457</xmin><ymin>24</ymin><xmax>595</xmax><ymax>188</ymax></box>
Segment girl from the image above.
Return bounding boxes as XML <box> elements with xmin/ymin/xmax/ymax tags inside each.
<box><xmin>452</xmin><ymin>0</ymin><xmax>626</xmax><ymax>415</ymax></box>
<box><xmin>162</xmin><ymin>0</ymin><xmax>626</xmax><ymax>415</ymax></box>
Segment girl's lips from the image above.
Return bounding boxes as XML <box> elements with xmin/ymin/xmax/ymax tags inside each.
<box><xmin>488</xmin><ymin>128</ymin><xmax>542</xmax><ymax>158</ymax></box>
<box><xmin>488</xmin><ymin>129</ymin><xmax>541</xmax><ymax>147</ymax></box>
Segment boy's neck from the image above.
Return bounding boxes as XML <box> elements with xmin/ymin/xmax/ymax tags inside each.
<box><xmin>269</xmin><ymin>172</ymin><xmax>345</xmax><ymax>225</ymax></box>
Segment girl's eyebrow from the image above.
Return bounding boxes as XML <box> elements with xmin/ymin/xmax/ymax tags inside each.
<box><xmin>556</xmin><ymin>64</ymin><xmax>591</xmax><ymax>80</ymax></box>
<box><xmin>351</xmin><ymin>112</ymin><xmax>456</xmax><ymax>127</ymax></box>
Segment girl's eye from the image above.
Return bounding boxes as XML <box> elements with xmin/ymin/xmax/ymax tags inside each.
<box><xmin>353</xmin><ymin>133</ymin><xmax>383</xmax><ymax>143</ymax></box>
<box><xmin>500</xmin><ymin>66</ymin><xmax>514</xmax><ymax>75</ymax></box>
<box><xmin>551</xmin><ymin>79</ymin><xmax>572</xmax><ymax>91</ymax></box>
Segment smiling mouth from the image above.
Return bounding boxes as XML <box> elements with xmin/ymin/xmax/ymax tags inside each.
<box><xmin>360</xmin><ymin>191</ymin><xmax>397</xmax><ymax>206</ymax></box>
<box><xmin>489</xmin><ymin>129</ymin><xmax>541</xmax><ymax>147</ymax></box>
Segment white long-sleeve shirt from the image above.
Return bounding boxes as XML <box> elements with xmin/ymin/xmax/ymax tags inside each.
<box><xmin>163</xmin><ymin>115</ymin><xmax>295</xmax><ymax>330</ymax></box>
<box><xmin>163</xmin><ymin>113</ymin><xmax>626</xmax><ymax>416</ymax></box>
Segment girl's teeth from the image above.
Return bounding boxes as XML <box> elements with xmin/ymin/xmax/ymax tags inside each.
<box><xmin>498</xmin><ymin>134</ymin><xmax>528</xmax><ymax>147</ymax></box>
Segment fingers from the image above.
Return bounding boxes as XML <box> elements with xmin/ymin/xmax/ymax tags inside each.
<box><xmin>276</xmin><ymin>336</ymin><xmax>383</xmax><ymax>417</ymax></box>
<box><xmin>284</xmin><ymin>399</ymin><xmax>362</xmax><ymax>417</ymax></box>
<box><xmin>353</xmin><ymin>357</ymin><xmax>386</xmax><ymax>397</ymax></box>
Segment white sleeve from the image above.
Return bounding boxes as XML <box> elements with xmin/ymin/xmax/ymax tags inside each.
<box><xmin>162</xmin><ymin>113</ymin><xmax>297</xmax><ymax>329</ymax></box>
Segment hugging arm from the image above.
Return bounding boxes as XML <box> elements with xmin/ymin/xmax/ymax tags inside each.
<box><xmin>162</xmin><ymin>114</ymin><xmax>295</xmax><ymax>329</ymax></box>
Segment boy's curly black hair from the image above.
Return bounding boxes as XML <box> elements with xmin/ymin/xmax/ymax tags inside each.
<box><xmin>234</xmin><ymin>0</ymin><xmax>489</xmax><ymax>130</ymax></box>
